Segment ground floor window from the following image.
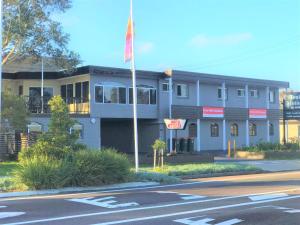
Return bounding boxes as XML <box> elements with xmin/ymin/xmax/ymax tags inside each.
<box><xmin>249</xmin><ymin>123</ymin><xmax>257</xmax><ymax>136</ymax></box>
<box><xmin>269</xmin><ymin>123</ymin><xmax>274</xmax><ymax>136</ymax></box>
<box><xmin>189</xmin><ymin>123</ymin><xmax>197</xmax><ymax>138</ymax></box>
<box><xmin>210</xmin><ymin>123</ymin><xmax>219</xmax><ymax>137</ymax></box>
<box><xmin>230</xmin><ymin>123</ymin><xmax>238</xmax><ymax>136</ymax></box>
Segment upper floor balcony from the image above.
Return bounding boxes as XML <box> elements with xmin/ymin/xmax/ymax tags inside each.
<box><xmin>25</xmin><ymin>96</ymin><xmax>90</xmax><ymax>115</ymax></box>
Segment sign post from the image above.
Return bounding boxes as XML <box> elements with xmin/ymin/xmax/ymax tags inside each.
<box><xmin>164</xmin><ymin>119</ymin><xmax>187</xmax><ymax>152</ymax></box>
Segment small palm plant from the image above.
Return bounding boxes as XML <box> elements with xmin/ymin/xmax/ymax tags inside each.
<box><xmin>152</xmin><ymin>139</ymin><xmax>166</xmax><ymax>169</ymax></box>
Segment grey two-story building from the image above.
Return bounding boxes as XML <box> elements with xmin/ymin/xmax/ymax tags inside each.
<box><xmin>2</xmin><ymin>66</ymin><xmax>289</xmax><ymax>154</ymax></box>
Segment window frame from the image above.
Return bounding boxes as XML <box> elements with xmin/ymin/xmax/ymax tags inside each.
<box><xmin>210</xmin><ymin>123</ymin><xmax>219</xmax><ymax>137</ymax></box>
<box><xmin>162</xmin><ymin>83</ymin><xmax>169</xmax><ymax>92</ymax></box>
<box><xmin>269</xmin><ymin>90</ymin><xmax>275</xmax><ymax>103</ymax></box>
<box><xmin>176</xmin><ymin>83</ymin><xmax>188</xmax><ymax>98</ymax></box>
<box><xmin>94</xmin><ymin>84</ymin><xmax>127</xmax><ymax>104</ymax></box>
<box><xmin>129</xmin><ymin>86</ymin><xmax>157</xmax><ymax>105</ymax></box>
<box><xmin>237</xmin><ymin>89</ymin><xmax>245</xmax><ymax>97</ymax></box>
<box><xmin>230</xmin><ymin>123</ymin><xmax>239</xmax><ymax>136</ymax></box>
<box><xmin>249</xmin><ymin>123</ymin><xmax>257</xmax><ymax>136</ymax></box>
<box><xmin>269</xmin><ymin>123</ymin><xmax>274</xmax><ymax>136</ymax></box>
<box><xmin>250</xmin><ymin>89</ymin><xmax>259</xmax><ymax>98</ymax></box>
<box><xmin>217</xmin><ymin>87</ymin><xmax>228</xmax><ymax>100</ymax></box>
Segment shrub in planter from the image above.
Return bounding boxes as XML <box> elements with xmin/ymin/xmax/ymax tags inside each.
<box><xmin>14</xmin><ymin>156</ymin><xmax>73</xmax><ymax>190</ymax></box>
<box><xmin>70</xmin><ymin>149</ymin><xmax>132</xmax><ymax>186</ymax></box>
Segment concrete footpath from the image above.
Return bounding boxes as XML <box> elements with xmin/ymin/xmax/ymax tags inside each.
<box><xmin>215</xmin><ymin>158</ymin><xmax>300</xmax><ymax>172</ymax></box>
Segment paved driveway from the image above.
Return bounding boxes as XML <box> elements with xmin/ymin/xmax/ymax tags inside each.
<box><xmin>216</xmin><ymin>158</ymin><xmax>300</xmax><ymax>172</ymax></box>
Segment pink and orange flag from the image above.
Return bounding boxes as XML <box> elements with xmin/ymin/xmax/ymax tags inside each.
<box><xmin>124</xmin><ymin>17</ymin><xmax>133</xmax><ymax>63</ymax></box>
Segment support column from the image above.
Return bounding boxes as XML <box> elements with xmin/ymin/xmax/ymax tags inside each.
<box><xmin>196</xmin><ymin>80</ymin><xmax>201</xmax><ymax>151</ymax></box>
<box><xmin>245</xmin><ymin>84</ymin><xmax>249</xmax><ymax>146</ymax></box>
<box><xmin>266</xmin><ymin>86</ymin><xmax>270</xmax><ymax>142</ymax></box>
<box><xmin>222</xmin><ymin>82</ymin><xmax>226</xmax><ymax>151</ymax></box>
<box><xmin>169</xmin><ymin>77</ymin><xmax>173</xmax><ymax>152</ymax></box>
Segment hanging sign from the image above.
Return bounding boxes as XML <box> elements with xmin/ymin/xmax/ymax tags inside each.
<box><xmin>164</xmin><ymin>119</ymin><xmax>187</xmax><ymax>130</ymax></box>
<box><xmin>202</xmin><ymin>107</ymin><xmax>224</xmax><ymax>118</ymax></box>
<box><xmin>249</xmin><ymin>108</ymin><xmax>267</xmax><ymax>119</ymax></box>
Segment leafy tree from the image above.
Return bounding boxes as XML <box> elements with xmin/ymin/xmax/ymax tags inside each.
<box><xmin>2</xmin><ymin>0</ymin><xmax>80</xmax><ymax>70</ymax></box>
<box><xmin>19</xmin><ymin>96</ymin><xmax>84</xmax><ymax>160</ymax></box>
<box><xmin>1</xmin><ymin>93</ymin><xmax>29</xmax><ymax>132</ymax></box>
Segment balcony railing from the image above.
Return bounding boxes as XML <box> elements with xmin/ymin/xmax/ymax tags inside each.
<box><xmin>24</xmin><ymin>96</ymin><xmax>90</xmax><ymax>114</ymax></box>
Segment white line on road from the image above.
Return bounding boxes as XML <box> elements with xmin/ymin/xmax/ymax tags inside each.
<box><xmin>174</xmin><ymin>216</ymin><xmax>243</xmax><ymax>225</ymax></box>
<box><xmin>93</xmin><ymin>195</ymin><xmax>300</xmax><ymax>225</ymax></box>
<box><xmin>0</xmin><ymin>212</ymin><xmax>25</xmax><ymax>219</ymax></box>
<box><xmin>92</xmin><ymin>195</ymin><xmax>300</xmax><ymax>225</ymax></box>
<box><xmin>0</xmin><ymin>207</ymin><xmax>6</xmax><ymax>209</ymax></box>
<box><xmin>156</xmin><ymin>191</ymin><xmax>206</xmax><ymax>200</ymax></box>
<box><xmin>249</xmin><ymin>193</ymin><xmax>288</xmax><ymax>201</ymax></box>
<box><xmin>2</xmin><ymin>172</ymin><xmax>296</xmax><ymax>202</ymax></box>
<box><xmin>1</xmin><ymin>189</ymin><xmax>300</xmax><ymax>225</ymax></box>
<box><xmin>68</xmin><ymin>196</ymin><xmax>139</xmax><ymax>209</ymax></box>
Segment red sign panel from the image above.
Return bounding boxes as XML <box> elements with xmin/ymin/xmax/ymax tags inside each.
<box><xmin>249</xmin><ymin>108</ymin><xmax>267</xmax><ymax>119</ymax></box>
<box><xmin>164</xmin><ymin>119</ymin><xmax>187</xmax><ymax>130</ymax></box>
<box><xmin>203</xmin><ymin>107</ymin><xmax>224</xmax><ymax>118</ymax></box>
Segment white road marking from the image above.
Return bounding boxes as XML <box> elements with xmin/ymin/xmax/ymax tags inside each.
<box><xmin>156</xmin><ymin>191</ymin><xmax>206</xmax><ymax>200</ymax></box>
<box><xmin>0</xmin><ymin>212</ymin><xmax>25</xmax><ymax>219</ymax></box>
<box><xmin>175</xmin><ymin>217</ymin><xmax>243</xmax><ymax>225</ymax></box>
<box><xmin>285</xmin><ymin>209</ymin><xmax>300</xmax><ymax>213</ymax></box>
<box><xmin>1</xmin><ymin>190</ymin><xmax>300</xmax><ymax>225</ymax></box>
<box><xmin>68</xmin><ymin>196</ymin><xmax>139</xmax><ymax>209</ymax></box>
<box><xmin>249</xmin><ymin>193</ymin><xmax>288</xmax><ymax>201</ymax></box>
<box><xmin>2</xmin><ymin>172</ymin><xmax>295</xmax><ymax>201</ymax></box>
<box><xmin>91</xmin><ymin>195</ymin><xmax>300</xmax><ymax>225</ymax></box>
<box><xmin>0</xmin><ymin>206</ymin><xmax>7</xmax><ymax>209</ymax></box>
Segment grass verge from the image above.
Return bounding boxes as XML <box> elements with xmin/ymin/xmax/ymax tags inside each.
<box><xmin>0</xmin><ymin>162</ymin><xmax>19</xmax><ymax>177</ymax></box>
<box><xmin>140</xmin><ymin>163</ymin><xmax>261</xmax><ymax>177</ymax></box>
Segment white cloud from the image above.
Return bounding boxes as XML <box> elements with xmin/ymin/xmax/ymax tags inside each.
<box><xmin>137</xmin><ymin>42</ymin><xmax>154</xmax><ymax>54</ymax></box>
<box><xmin>189</xmin><ymin>33</ymin><xmax>253</xmax><ymax>48</ymax></box>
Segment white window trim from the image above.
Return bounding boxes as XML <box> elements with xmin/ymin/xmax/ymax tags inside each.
<box><xmin>94</xmin><ymin>84</ymin><xmax>127</xmax><ymax>105</ymax></box>
<box><xmin>129</xmin><ymin>86</ymin><xmax>157</xmax><ymax>105</ymax></box>
<box><xmin>237</xmin><ymin>89</ymin><xmax>245</xmax><ymax>97</ymax></box>
<box><xmin>162</xmin><ymin>83</ymin><xmax>169</xmax><ymax>92</ymax></box>
<box><xmin>269</xmin><ymin>90</ymin><xmax>275</xmax><ymax>103</ymax></box>
<box><xmin>250</xmin><ymin>89</ymin><xmax>259</xmax><ymax>98</ymax></box>
<box><xmin>217</xmin><ymin>87</ymin><xmax>228</xmax><ymax>100</ymax></box>
<box><xmin>176</xmin><ymin>84</ymin><xmax>188</xmax><ymax>98</ymax></box>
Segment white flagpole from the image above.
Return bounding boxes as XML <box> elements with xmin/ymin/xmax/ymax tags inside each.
<box><xmin>41</xmin><ymin>57</ymin><xmax>44</xmax><ymax>113</ymax></box>
<box><xmin>0</xmin><ymin>0</ymin><xmax>3</xmax><ymax>130</ymax></box>
<box><xmin>130</xmin><ymin>0</ymin><xmax>139</xmax><ymax>172</ymax></box>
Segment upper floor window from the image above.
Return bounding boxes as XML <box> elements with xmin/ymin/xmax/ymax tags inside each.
<box><xmin>250</xmin><ymin>89</ymin><xmax>259</xmax><ymax>98</ymax></box>
<box><xmin>237</xmin><ymin>89</ymin><xmax>245</xmax><ymax>97</ymax></box>
<box><xmin>176</xmin><ymin>84</ymin><xmax>188</xmax><ymax>97</ymax></box>
<box><xmin>249</xmin><ymin>123</ymin><xmax>257</xmax><ymax>136</ymax></box>
<box><xmin>269</xmin><ymin>90</ymin><xmax>275</xmax><ymax>103</ymax></box>
<box><xmin>75</xmin><ymin>81</ymin><xmax>89</xmax><ymax>103</ymax></box>
<box><xmin>129</xmin><ymin>86</ymin><xmax>157</xmax><ymax>105</ymax></box>
<box><xmin>231</xmin><ymin>123</ymin><xmax>239</xmax><ymax>136</ymax></box>
<box><xmin>61</xmin><ymin>84</ymin><xmax>73</xmax><ymax>103</ymax></box>
<box><xmin>269</xmin><ymin>123</ymin><xmax>274</xmax><ymax>136</ymax></box>
<box><xmin>95</xmin><ymin>84</ymin><xmax>126</xmax><ymax>104</ymax></box>
<box><xmin>210</xmin><ymin>123</ymin><xmax>219</xmax><ymax>137</ymax></box>
<box><xmin>218</xmin><ymin>87</ymin><xmax>228</xmax><ymax>100</ymax></box>
<box><xmin>162</xmin><ymin>83</ymin><xmax>169</xmax><ymax>92</ymax></box>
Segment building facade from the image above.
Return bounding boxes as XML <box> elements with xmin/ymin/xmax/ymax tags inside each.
<box><xmin>2</xmin><ymin>66</ymin><xmax>289</xmax><ymax>154</ymax></box>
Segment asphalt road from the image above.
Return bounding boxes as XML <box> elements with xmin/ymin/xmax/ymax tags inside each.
<box><xmin>0</xmin><ymin>171</ymin><xmax>299</xmax><ymax>225</ymax></box>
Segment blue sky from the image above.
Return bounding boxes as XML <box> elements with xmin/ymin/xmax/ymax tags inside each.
<box><xmin>55</xmin><ymin>0</ymin><xmax>300</xmax><ymax>89</ymax></box>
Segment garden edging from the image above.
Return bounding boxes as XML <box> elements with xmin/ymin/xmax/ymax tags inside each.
<box><xmin>0</xmin><ymin>181</ymin><xmax>158</xmax><ymax>199</ymax></box>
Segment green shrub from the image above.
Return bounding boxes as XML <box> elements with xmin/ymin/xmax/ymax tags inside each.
<box><xmin>241</xmin><ymin>142</ymin><xmax>299</xmax><ymax>152</ymax></box>
<box><xmin>71</xmin><ymin>149</ymin><xmax>131</xmax><ymax>186</ymax></box>
<box><xmin>14</xmin><ymin>156</ymin><xmax>73</xmax><ymax>190</ymax></box>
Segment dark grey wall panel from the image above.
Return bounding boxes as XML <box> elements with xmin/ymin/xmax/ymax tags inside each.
<box><xmin>225</xmin><ymin>108</ymin><xmax>248</xmax><ymax>120</ymax></box>
<box><xmin>268</xmin><ymin>109</ymin><xmax>281</xmax><ymax>120</ymax></box>
<box><xmin>172</xmin><ymin>105</ymin><xmax>201</xmax><ymax>119</ymax></box>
